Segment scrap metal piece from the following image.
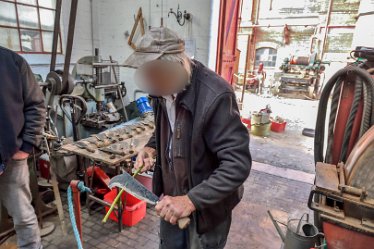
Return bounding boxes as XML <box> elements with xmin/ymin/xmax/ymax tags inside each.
<box><xmin>109</xmin><ymin>172</ymin><xmax>159</xmax><ymax>205</ymax></box>
<box><xmin>99</xmin><ymin>147</ymin><xmax>126</xmax><ymax>156</ymax></box>
<box><xmin>76</xmin><ymin>141</ymin><xmax>95</xmax><ymax>153</ymax></box>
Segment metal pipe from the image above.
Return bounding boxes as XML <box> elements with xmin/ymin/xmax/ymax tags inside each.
<box><xmin>251</xmin><ymin>0</ymin><xmax>260</xmax><ymax>25</ymax></box>
<box><xmin>87</xmin><ymin>195</ymin><xmax>118</xmax><ymax>209</ymax></box>
<box><xmin>62</xmin><ymin>0</ymin><xmax>79</xmax><ymax>91</ymax></box>
<box><xmin>94</xmin><ymin>48</ymin><xmax>102</xmax><ymax>85</ymax></box>
<box><xmin>89</xmin><ymin>0</ymin><xmax>95</xmax><ymax>55</ymax></box>
<box><xmin>321</xmin><ymin>0</ymin><xmax>334</xmax><ymax>60</ymax></box>
<box><xmin>50</xmin><ymin>0</ymin><xmax>62</xmax><ymax>72</ymax></box>
<box><xmin>94</xmin><ymin>84</ymin><xmax>120</xmax><ymax>89</ymax></box>
<box><xmin>239</xmin><ymin>24</ymin><xmax>355</xmax><ymax>29</ymax></box>
<box><xmin>240</xmin><ymin>34</ymin><xmax>251</xmax><ymax>105</ymax></box>
<box><xmin>109</xmin><ymin>55</ymin><xmax>129</xmax><ymax>121</ymax></box>
<box><xmin>215</xmin><ymin>0</ymin><xmax>226</xmax><ymax>73</ymax></box>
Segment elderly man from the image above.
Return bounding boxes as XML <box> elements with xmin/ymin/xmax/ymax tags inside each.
<box><xmin>127</xmin><ymin>27</ymin><xmax>251</xmax><ymax>249</ymax></box>
<box><xmin>0</xmin><ymin>46</ymin><xmax>45</xmax><ymax>249</ymax></box>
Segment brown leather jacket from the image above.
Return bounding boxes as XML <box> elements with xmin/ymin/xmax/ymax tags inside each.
<box><xmin>146</xmin><ymin>60</ymin><xmax>252</xmax><ymax>234</ymax></box>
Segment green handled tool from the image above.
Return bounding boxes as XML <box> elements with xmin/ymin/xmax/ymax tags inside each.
<box><xmin>106</xmin><ymin>170</ymin><xmax>191</xmax><ymax>229</ymax></box>
<box><xmin>102</xmin><ymin>165</ymin><xmax>144</xmax><ymax>223</ymax></box>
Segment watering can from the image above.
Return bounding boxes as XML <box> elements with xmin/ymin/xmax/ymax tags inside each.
<box><xmin>268</xmin><ymin>211</ymin><xmax>324</xmax><ymax>249</ymax></box>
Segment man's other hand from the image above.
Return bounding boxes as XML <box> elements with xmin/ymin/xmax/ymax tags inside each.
<box><xmin>155</xmin><ymin>195</ymin><xmax>196</xmax><ymax>225</ymax></box>
<box><xmin>134</xmin><ymin>147</ymin><xmax>156</xmax><ymax>173</ymax></box>
<box><xmin>12</xmin><ymin>151</ymin><xmax>29</xmax><ymax>160</ymax></box>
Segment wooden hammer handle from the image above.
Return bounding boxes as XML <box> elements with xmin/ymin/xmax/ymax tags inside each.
<box><xmin>178</xmin><ymin>217</ymin><xmax>191</xmax><ymax>229</ymax></box>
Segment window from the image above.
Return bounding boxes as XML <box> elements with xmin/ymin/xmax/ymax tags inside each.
<box><xmin>0</xmin><ymin>0</ymin><xmax>62</xmax><ymax>53</ymax></box>
<box><xmin>255</xmin><ymin>47</ymin><xmax>277</xmax><ymax>68</ymax></box>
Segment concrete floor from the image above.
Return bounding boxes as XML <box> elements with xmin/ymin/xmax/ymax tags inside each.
<box><xmin>238</xmin><ymin>92</ymin><xmax>318</xmax><ymax>173</ymax></box>
<box><xmin>4</xmin><ymin>162</ymin><xmax>313</xmax><ymax>249</ymax></box>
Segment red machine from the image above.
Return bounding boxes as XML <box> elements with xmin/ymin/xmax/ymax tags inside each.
<box><xmin>311</xmin><ymin>47</ymin><xmax>374</xmax><ymax>248</ymax></box>
<box><xmin>309</xmin><ymin>128</ymin><xmax>374</xmax><ymax>249</ymax></box>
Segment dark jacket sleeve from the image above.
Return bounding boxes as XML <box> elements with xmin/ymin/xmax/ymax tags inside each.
<box><xmin>145</xmin><ymin>132</ymin><xmax>156</xmax><ymax>149</ymax></box>
<box><xmin>188</xmin><ymin>92</ymin><xmax>251</xmax><ymax>210</ymax></box>
<box><xmin>20</xmin><ymin>60</ymin><xmax>46</xmax><ymax>153</ymax></box>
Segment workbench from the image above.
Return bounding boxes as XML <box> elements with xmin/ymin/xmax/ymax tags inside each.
<box><xmin>61</xmin><ymin>114</ymin><xmax>155</xmax><ymax>231</ymax></box>
<box><xmin>61</xmin><ymin>117</ymin><xmax>154</xmax><ymax>165</ymax></box>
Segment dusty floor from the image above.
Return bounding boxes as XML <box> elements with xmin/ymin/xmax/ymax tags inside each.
<box><xmin>238</xmin><ymin>92</ymin><xmax>318</xmax><ymax>173</ymax></box>
<box><xmin>4</xmin><ymin>162</ymin><xmax>313</xmax><ymax>249</ymax></box>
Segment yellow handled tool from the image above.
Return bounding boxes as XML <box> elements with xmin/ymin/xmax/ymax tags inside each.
<box><xmin>105</xmin><ymin>167</ymin><xmax>191</xmax><ymax>229</ymax></box>
<box><xmin>102</xmin><ymin>165</ymin><xmax>144</xmax><ymax>223</ymax></box>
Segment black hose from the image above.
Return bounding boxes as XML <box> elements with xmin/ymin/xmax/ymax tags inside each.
<box><xmin>314</xmin><ymin>65</ymin><xmax>374</xmax><ymax>164</ymax></box>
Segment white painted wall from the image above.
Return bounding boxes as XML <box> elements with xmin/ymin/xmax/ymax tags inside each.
<box><xmin>351</xmin><ymin>0</ymin><xmax>374</xmax><ymax>49</ymax></box>
<box><xmin>26</xmin><ymin>0</ymin><xmax>93</xmax><ymax>79</ymax></box>
<box><xmin>92</xmin><ymin>0</ymin><xmax>217</xmax><ymax>101</ymax></box>
<box><xmin>21</xmin><ymin>0</ymin><xmax>218</xmax><ymax>102</ymax></box>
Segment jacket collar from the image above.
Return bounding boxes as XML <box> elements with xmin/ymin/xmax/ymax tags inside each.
<box><xmin>177</xmin><ymin>60</ymin><xmax>202</xmax><ymax>113</ymax></box>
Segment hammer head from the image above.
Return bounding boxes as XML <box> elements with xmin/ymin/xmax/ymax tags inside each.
<box><xmin>109</xmin><ymin>172</ymin><xmax>159</xmax><ymax>205</ymax></box>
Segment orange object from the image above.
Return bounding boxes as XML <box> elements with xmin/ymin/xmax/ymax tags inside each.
<box><xmin>38</xmin><ymin>154</ymin><xmax>51</xmax><ymax>180</ymax></box>
<box><xmin>104</xmin><ymin>189</ymin><xmax>146</xmax><ymax>227</ymax></box>
<box><xmin>86</xmin><ymin>166</ymin><xmax>110</xmax><ymax>188</ymax></box>
<box><xmin>271</xmin><ymin>121</ymin><xmax>287</xmax><ymax>133</ymax></box>
<box><xmin>215</xmin><ymin>0</ymin><xmax>241</xmax><ymax>85</ymax></box>
<box><xmin>242</xmin><ymin>117</ymin><xmax>251</xmax><ymax>128</ymax></box>
<box><xmin>70</xmin><ymin>180</ymin><xmax>83</xmax><ymax>243</ymax></box>
<box><xmin>86</xmin><ymin>166</ymin><xmax>111</xmax><ymax>196</ymax></box>
<box><xmin>323</xmin><ymin>222</ymin><xmax>374</xmax><ymax>249</ymax></box>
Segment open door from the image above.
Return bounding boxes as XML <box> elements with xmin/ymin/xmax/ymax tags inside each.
<box><xmin>215</xmin><ymin>0</ymin><xmax>241</xmax><ymax>85</ymax></box>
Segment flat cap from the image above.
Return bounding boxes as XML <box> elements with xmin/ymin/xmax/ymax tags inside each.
<box><xmin>123</xmin><ymin>27</ymin><xmax>185</xmax><ymax>68</ymax></box>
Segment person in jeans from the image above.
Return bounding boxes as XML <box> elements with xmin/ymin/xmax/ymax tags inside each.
<box><xmin>0</xmin><ymin>46</ymin><xmax>46</xmax><ymax>249</ymax></box>
<box><xmin>128</xmin><ymin>27</ymin><xmax>252</xmax><ymax>249</ymax></box>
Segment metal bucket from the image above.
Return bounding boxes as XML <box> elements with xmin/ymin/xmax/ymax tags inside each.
<box><xmin>268</xmin><ymin>211</ymin><xmax>324</xmax><ymax>249</ymax></box>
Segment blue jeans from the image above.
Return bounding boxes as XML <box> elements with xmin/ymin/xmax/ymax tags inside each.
<box><xmin>159</xmin><ymin>214</ymin><xmax>231</xmax><ymax>249</ymax></box>
<box><xmin>0</xmin><ymin>158</ymin><xmax>42</xmax><ymax>249</ymax></box>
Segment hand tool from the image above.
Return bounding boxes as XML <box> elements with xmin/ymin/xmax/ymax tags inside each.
<box><xmin>102</xmin><ymin>165</ymin><xmax>144</xmax><ymax>223</ymax></box>
<box><xmin>75</xmin><ymin>141</ymin><xmax>96</xmax><ymax>153</ymax></box>
<box><xmin>99</xmin><ymin>147</ymin><xmax>126</xmax><ymax>156</ymax></box>
<box><xmin>104</xmin><ymin>170</ymin><xmax>191</xmax><ymax>229</ymax></box>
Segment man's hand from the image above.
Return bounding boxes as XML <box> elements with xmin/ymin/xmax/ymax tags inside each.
<box><xmin>12</xmin><ymin>151</ymin><xmax>29</xmax><ymax>160</ymax></box>
<box><xmin>155</xmin><ymin>195</ymin><xmax>196</xmax><ymax>225</ymax></box>
<box><xmin>134</xmin><ymin>147</ymin><xmax>156</xmax><ymax>173</ymax></box>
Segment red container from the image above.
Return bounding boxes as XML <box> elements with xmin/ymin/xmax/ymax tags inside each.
<box><xmin>323</xmin><ymin>221</ymin><xmax>374</xmax><ymax>249</ymax></box>
<box><xmin>271</xmin><ymin>120</ymin><xmax>287</xmax><ymax>132</ymax></box>
<box><xmin>103</xmin><ymin>189</ymin><xmax>146</xmax><ymax>226</ymax></box>
<box><xmin>38</xmin><ymin>153</ymin><xmax>51</xmax><ymax>180</ymax></box>
<box><xmin>241</xmin><ymin>117</ymin><xmax>251</xmax><ymax>129</ymax></box>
